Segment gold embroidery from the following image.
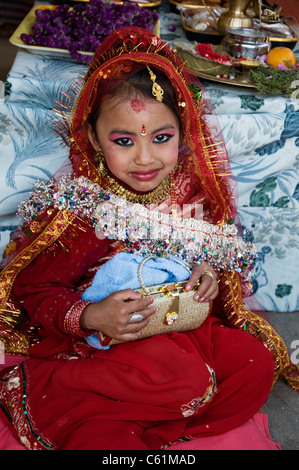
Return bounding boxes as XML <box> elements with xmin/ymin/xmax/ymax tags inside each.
<box><xmin>219</xmin><ymin>270</ymin><xmax>299</xmax><ymax>391</ymax></box>
<box><xmin>0</xmin><ymin>210</ymin><xmax>77</xmax><ymax>354</ymax></box>
<box><xmin>2</xmin><ymin>241</ymin><xmax>17</xmax><ymax>258</ymax></box>
<box><xmin>0</xmin><ymin>364</ymin><xmax>54</xmax><ymax>449</ymax></box>
<box><xmin>181</xmin><ymin>364</ymin><xmax>216</xmax><ymax>417</ymax></box>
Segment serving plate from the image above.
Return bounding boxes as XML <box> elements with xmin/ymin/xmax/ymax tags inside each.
<box><xmin>50</xmin><ymin>0</ymin><xmax>161</xmax><ymax>7</ymax></box>
<box><xmin>49</xmin><ymin>0</ymin><xmax>90</xmax><ymax>3</ymax></box>
<box><xmin>168</xmin><ymin>0</ymin><xmax>222</xmax><ymax>13</ymax></box>
<box><xmin>9</xmin><ymin>4</ymin><xmax>160</xmax><ymax>59</ymax></box>
<box><xmin>269</xmin><ymin>32</ymin><xmax>298</xmax><ymax>50</ymax></box>
<box><xmin>178</xmin><ymin>4</ymin><xmax>298</xmax><ymax>49</ymax></box>
<box><xmin>180</xmin><ymin>10</ymin><xmax>223</xmax><ymax>44</ymax></box>
<box><xmin>173</xmin><ymin>40</ymin><xmax>258</xmax><ymax>89</ymax></box>
<box><xmin>174</xmin><ymin>43</ymin><xmax>234</xmax><ymax>76</ymax></box>
<box><xmin>189</xmin><ymin>69</ymin><xmax>256</xmax><ymax>88</ymax></box>
<box><xmin>9</xmin><ymin>5</ymin><xmax>93</xmax><ymax>58</ymax></box>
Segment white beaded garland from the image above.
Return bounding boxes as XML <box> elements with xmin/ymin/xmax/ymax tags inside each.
<box><xmin>17</xmin><ymin>175</ymin><xmax>258</xmax><ymax>281</ymax></box>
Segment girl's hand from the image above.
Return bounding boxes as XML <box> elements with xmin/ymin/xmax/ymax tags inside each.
<box><xmin>185</xmin><ymin>261</ymin><xmax>218</xmax><ymax>302</ymax></box>
<box><xmin>80</xmin><ymin>289</ymin><xmax>156</xmax><ymax>342</ymax></box>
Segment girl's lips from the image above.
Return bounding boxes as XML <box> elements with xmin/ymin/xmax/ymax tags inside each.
<box><xmin>130</xmin><ymin>169</ymin><xmax>160</xmax><ymax>181</ymax></box>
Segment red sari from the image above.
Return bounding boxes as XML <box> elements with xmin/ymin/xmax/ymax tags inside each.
<box><xmin>0</xmin><ymin>221</ymin><xmax>274</xmax><ymax>450</ymax></box>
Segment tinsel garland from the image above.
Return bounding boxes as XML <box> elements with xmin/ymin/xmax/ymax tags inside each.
<box><xmin>17</xmin><ymin>175</ymin><xmax>258</xmax><ymax>281</ymax></box>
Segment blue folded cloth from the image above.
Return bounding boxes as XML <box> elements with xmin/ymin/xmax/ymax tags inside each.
<box><xmin>82</xmin><ymin>252</ymin><xmax>190</xmax><ymax>302</ymax></box>
<box><xmin>82</xmin><ymin>253</ymin><xmax>191</xmax><ymax>349</ymax></box>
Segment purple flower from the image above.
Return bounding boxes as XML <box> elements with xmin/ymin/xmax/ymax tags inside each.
<box><xmin>21</xmin><ymin>2</ymin><xmax>159</xmax><ymax>63</ymax></box>
<box><xmin>256</xmin><ymin>54</ymin><xmax>268</xmax><ymax>63</ymax></box>
<box><xmin>277</xmin><ymin>64</ymin><xmax>290</xmax><ymax>70</ymax></box>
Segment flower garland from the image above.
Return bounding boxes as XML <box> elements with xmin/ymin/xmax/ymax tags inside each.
<box><xmin>17</xmin><ymin>175</ymin><xmax>258</xmax><ymax>281</ymax></box>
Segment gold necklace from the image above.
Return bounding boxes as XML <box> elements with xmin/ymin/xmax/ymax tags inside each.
<box><xmin>103</xmin><ymin>172</ymin><xmax>171</xmax><ymax>205</ymax></box>
<box><xmin>97</xmin><ymin>149</ymin><xmax>176</xmax><ymax>205</ymax></box>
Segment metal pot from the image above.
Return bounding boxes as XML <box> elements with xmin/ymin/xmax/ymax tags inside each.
<box><xmin>217</xmin><ymin>0</ymin><xmax>253</xmax><ymax>35</ymax></box>
<box><xmin>223</xmin><ymin>28</ymin><xmax>271</xmax><ymax>59</ymax></box>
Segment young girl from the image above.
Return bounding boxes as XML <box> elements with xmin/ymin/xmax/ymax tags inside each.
<box><xmin>0</xmin><ymin>27</ymin><xmax>297</xmax><ymax>450</ymax></box>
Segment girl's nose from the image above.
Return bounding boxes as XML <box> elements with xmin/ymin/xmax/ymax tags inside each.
<box><xmin>134</xmin><ymin>143</ymin><xmax>155</xmax><ymax>165</ymax></box>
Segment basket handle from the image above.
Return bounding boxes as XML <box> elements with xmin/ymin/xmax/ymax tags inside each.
<box><xmin>137</xmin><ymin>256</ymin><xmax>191</xmax><ymax>293</ymax></box>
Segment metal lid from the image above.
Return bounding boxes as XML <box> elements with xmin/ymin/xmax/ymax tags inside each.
<box><xmin>227</xmin><ymin>28</ymin><xmax>270</xmax><ymax>43</ymax></box>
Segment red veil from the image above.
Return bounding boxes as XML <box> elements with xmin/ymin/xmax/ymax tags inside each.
<box><xmin>0</xmin><ymin>26</ymin><xmax>298</xmax><ymax>395</ymax></box>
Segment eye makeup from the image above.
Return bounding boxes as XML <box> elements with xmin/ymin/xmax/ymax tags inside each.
<box><xmin>108</xmin><ymin>125</ymin><xmax>176</xmax><ymax>144</ymax></box>
<box><xmin>151</xmin><ymin>128</ymin><xmax>176</xmax><ymax>143</ymax></box>
<box><xmin>153</xmin><ymin>128</ymin><xmax>176</xmax><ymax>137</ymax></box>
<box><xmin>109</xmin><ymin>130</ymin><xmax>136</xmax><ymax>143</ymax></box>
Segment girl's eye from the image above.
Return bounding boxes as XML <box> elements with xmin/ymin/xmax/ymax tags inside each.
<box><xmin>113</xmin><ymin>137</ymin><xmax>133</xmax><ymax>147</ymax></box>
<box><xmin>153</xmin><ymin>133</ymin><xmax>174</xmax><ymax>143</ymax></box>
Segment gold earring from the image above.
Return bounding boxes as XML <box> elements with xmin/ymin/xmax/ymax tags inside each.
<box><xmin>96</xmin><ymin>147</ymin><xmax>106</xmax><ymax>177</ymax></box>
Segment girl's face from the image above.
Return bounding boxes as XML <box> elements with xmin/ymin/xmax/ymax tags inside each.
<box><xmin>87</xmin><ymin>95</ymin><xmax>180</xmax><ymax>193</ymax></box>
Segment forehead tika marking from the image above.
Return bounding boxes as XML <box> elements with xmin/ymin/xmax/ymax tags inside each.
<box><xmin>130</xmin><ymin>98</ymin><xmax>146</xmax><ymax>113</ymax></box>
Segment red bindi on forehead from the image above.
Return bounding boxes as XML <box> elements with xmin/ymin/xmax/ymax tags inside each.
<box><xmin>130</xmin><ymin>98</ymin><xmax>146</xmax><ymax>113</ymax></box>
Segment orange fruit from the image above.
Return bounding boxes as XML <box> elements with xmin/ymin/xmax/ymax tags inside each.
<box><xmin>267</xmin><ymin>47</ymin><xmax>296</xmax><ymax>69</ymax></box>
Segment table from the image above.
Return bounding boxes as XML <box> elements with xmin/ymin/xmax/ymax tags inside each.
<box><xmin>0</xmin><ymin>2</ymin><xmax>298</xmax><ymax>312</ymax></box>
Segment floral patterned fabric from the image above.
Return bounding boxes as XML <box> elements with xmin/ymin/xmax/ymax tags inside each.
<box><xmin>0</xmin><ymin>7</ymin><xmax>298</xmax><ymax>312</ymax></box>
<box><xmin>204</xmin><ymin>85</ymin><xmax>299</xmax><ymax>312</ymax></box>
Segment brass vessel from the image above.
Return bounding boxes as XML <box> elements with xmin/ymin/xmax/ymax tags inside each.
<box><xmin>217</xmin><ymin>0</ymin><xmax>254</xmax><ymax>35</ymax></box>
